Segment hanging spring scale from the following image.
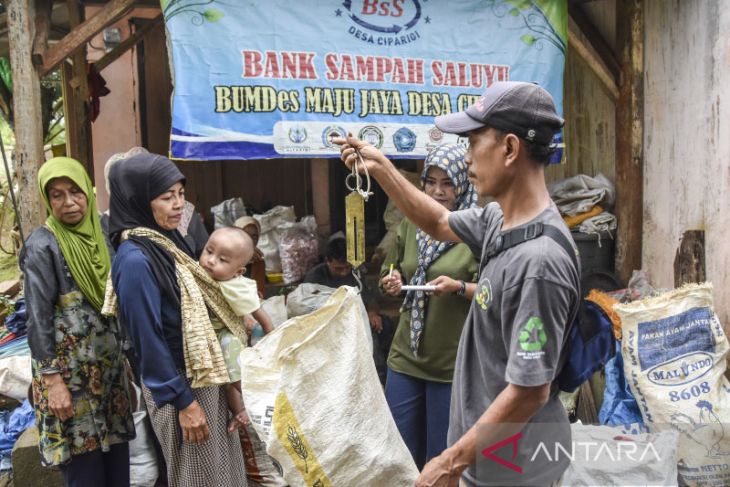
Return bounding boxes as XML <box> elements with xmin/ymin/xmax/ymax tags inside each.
<box><xmin>345</xmin><ymin>150</ymin><xmax>373</xmax><ymax>267</ymax></box>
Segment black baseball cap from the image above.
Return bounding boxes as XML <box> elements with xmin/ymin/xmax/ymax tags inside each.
<box><xmin>434</xmin><ymin>81</ymin><xmax>564</xmax><ymax>145</ymax></box>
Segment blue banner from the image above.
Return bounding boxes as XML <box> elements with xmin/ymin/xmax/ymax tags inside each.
<box><xmin>162</xmin><ymin>0</ymin><xmax>567</xmax><ymax>161</ymax></box>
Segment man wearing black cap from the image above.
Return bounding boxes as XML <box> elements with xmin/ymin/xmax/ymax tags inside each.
<box><xmin>336</xmin><ymin>81</ymin><xmax>579</xmax><ymax>487</ymax></box>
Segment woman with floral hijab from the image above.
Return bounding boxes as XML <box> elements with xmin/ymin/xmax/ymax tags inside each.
<box><xmin>380</xmin><ymin>144</ymin><xmax>479</xmax><ymax>469</ymax></box>
<box><xmin>21</xmin><ymin>157</ymin><xmax>134</xmax><ymax>486</ymax></box>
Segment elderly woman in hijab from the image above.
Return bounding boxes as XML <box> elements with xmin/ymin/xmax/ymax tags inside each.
<box><xmin>108</xmin><ymin>153</ymin><xmax>247</xmax><ymax>486</ymax></box>
<box><xmin>379</xmin><ymin>143</ymin><xmax>479</xmax><ymax>469</ymax></box>
<box><xmin>21</xmin><ymin>157</ymin><xmax>134</xmax><ymax>486</ymax></box>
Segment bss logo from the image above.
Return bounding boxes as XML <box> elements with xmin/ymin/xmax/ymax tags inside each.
<box><xmin>361</xmin><ymin>0</ymin><xmax>405</xmax><ymax>17</ymax></box>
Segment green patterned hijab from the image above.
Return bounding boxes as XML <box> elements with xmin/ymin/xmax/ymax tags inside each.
<box><xmin>38</xmin><ymin>157</ymin><xmax>110</xmax><ymax>311</ymax></box>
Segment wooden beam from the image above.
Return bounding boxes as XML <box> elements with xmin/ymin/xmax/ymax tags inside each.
<box><xmin>614</xmin><ymin>0</ymin><xmax>644</xmax><ymax>284</ymax></box>
<box><xmin>569</xmin><ymin>2</ymin><xmax>621</xmax><ymax>81</ymax></box>
<box><xmin>70</xmin><ymin>13</ymin><xmax>163</xmax><ymax>89</ymax></box>
<box><xmin>63</xmin><ymin>0</ymin><xmax>94</xmax><ymax>176</ymax></box>
<box><xmin>96</xmin><ymin>13</ymin><xmax>162</xmax><ymax>72</ymax></box>
<box><xmin>31</xmin><ymin>0</ymin><xmax>53</xmax><ymax>67</ymax></box>
<box><xmin>40</xmin><ymin>0</ymin><xmax>135</xmax><ymax>76</ymax></box>
<box><xmin>6</xmin><ymin>0</ymin><xmax>46</xmax><ymax>238</ymax></box>
<box><xmin>674</xmin><ymin>230</ymin><xmax>706</xmax><ymax>287</ymax></box>
<box><xmin>568</xmin><ymin>14</ymin><xmax>619</xmax><ymax>101</ymax></box>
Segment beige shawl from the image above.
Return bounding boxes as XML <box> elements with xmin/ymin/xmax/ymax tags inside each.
<box><xmin>103</xmin><ymin>227</ymin><xmax>247</xmax><ymax>387</ymax></box>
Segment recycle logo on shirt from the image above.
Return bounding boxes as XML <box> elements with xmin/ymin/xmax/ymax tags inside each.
<box><xmin>519</xmin><ymin>317</ymin><xmax>548</xmax><ymax>352</ymax></box>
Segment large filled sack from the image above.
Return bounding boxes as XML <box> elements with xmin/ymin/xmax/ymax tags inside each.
<box><xmin>547</xmin><ymin>173</ymin><xmax>615</xmax><ymax>216</ymax></box>
<box><xmin>0</xmin><ymin>355</ymin><xmax>31</xmax><ymax>401</ymax></box>
<box><xmin>278</xmin><ymin>216</ymin><xmax>319</xmax><ymax>284</ymax></box>
<box><xmin>255</xmin><ymin>206</ymin><xmax>297</xmax><ymax>274</ymax></box>
<box><xmin>210</xmin><ymin>197</ymin><xmax>247</xmax><ymax>229</ymax></box>
<box><xmin>240</xmin><ymin>287</ymin><xmax>418</xmax><ymax>486</ymax></box>
<box><xmin>561</xmin><ymin>423</ymin><xmax>679</xmax><ymax>486</ymax></box>
<box><xmin>250</xmin><ymin>296</ymin><xmax>288</xmax><ymax>346</ymax></box>
<box><xmin>286</xmin><ymin>283</ymin><xmax>372</xmax><ymax>352</ymax></box>
<box><xmin>615</xmin><ymin>283</ymin><xmax>730</xmax><ymax>486</ymax></box>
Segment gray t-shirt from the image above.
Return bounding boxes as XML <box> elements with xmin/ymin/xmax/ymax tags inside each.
<box><xmin>448</xmin><ymin>202</ymin><xmax>580</xmax><ymax>487</ymax></box>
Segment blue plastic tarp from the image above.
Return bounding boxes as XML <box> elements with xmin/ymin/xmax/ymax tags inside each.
<box><xmin>0</xmin><ymin>336</ymin><xmax>29</xmax><ymax>359</ymax></box>
<box><xmin>598</xmin><ymin>340</ymin><xmax>644</xmax><ymax>426</ymax></box>
<box><xmin>0</xmin><ymin>400</ymin><xmax>35</xmax><ymax>470</ymax></box>
<box><xmin>4</xmin><ymin>299</ymin><xmax>26</xmax><ymax>335</ymax></box>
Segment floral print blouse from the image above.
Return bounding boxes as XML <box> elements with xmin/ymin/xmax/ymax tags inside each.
<box><xmin>21</xmin><ymin>227</ymin><xmax>135</xmax><ymax>466</ymax></box>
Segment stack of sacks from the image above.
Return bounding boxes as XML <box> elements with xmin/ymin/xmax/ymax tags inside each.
<box><xmin>548</xmin><ymin>173</ymin><xmax>617</xmax><ymax>237</ymax></box>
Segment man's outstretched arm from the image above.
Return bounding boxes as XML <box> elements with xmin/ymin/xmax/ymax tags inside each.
<box><xmin>334</xmin><ymin>134</ymin><xmax>460</xmax><ymax>243</ymax></box>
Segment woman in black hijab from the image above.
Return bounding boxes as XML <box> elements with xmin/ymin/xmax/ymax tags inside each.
<box><xmin>109</xmin><ymin>153</ymin><xmax>247</xmax><ymax>486</ymax></box>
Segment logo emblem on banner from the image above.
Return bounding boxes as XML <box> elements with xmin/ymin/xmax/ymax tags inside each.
<box><xmin>288</xmin><ymin>126</ymin><xmax>308</xmax><ymax>144</ymax></box>
<box><xmin>358</xmin><ymin>126</ymin><xmax>384</xmax><ymax>149</ymax></box>
<box><xmin>393</xmin><ymin>127</ymin><xmax>416</xmax><ymax>152</ymax></box>
<box><xmin>322</xmin><ymin>126</ymin><xmax>347</xmax><ymax>148</ymax></box>
<box><xmin>340</xmin><ymin>0</ymin><xmax>424</xmax><ymax>46</ymax></box>
<box><xmin>429</xmin><ymin>127</ymin><xmax>443</xmax><ymax>142</ymax></box>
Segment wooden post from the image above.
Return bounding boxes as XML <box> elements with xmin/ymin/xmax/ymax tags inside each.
<box><xmin>6</xmin><ymin>0</ymin><xmax>46</xmax><ymax>238</ymax></box>
<box><xmin>614</xmin><ymin>0</ymin><xmax>644</xmax><ymax>284</ymax></box>
<box><xmin>311</xmin><ymin>158</ymin><xmax>331</xmax><ymax>237</ymax></box>
<box><xmin>63</xmin><ymin>0</ymin><xmax>94</xmax><ymax>177</ymax></box>
<box><xmin>31</xmin><ymin>0</ymin><xmax>53</xmax><ymax>67</ymax></box>
<box><xmin>674</xmin><ymin>230</ymin><xmax>706</xmax><ymax>287</ymax></box>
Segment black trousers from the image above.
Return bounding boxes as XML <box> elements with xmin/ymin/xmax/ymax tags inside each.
<box><xmin>60</xmin><ymin>442</ymin><xmax>130</xmax><ymax>487</ymax></box>
<box><xmin>372</xmin><ymin>315</ymin><xmax>396</xmax><ymax>385</ymax></box>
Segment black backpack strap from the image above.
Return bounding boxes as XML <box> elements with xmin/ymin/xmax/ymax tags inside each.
<box><xmin>484</xmin><ymin>222</ymin><xmax>580</xmax><ymax>276</ymax></box>
<box><xmin>485</xmin><ymin>222</ymin><xmax>545</xmax><ymax>259</ymax></box>
<box><xmin>540</xmin><ymin>225</ymin><xmax>580</xmax><ymax>275</ymax></box>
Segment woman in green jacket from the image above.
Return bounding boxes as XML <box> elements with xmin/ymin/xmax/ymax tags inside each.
<box><xmin>22</xmin><ymin>157</ymin><xmax>134</xmax><ymax>486</ymax></box>
<box><xmin>380</xmin><ymin>143</ymin><xmax>478</xmax><ymax>469</ymax></box>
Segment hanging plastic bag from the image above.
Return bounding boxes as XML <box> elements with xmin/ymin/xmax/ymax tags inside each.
<box><xmin>128</xmin><ymin>383</ymin><xmax>159</xmax><ymax>487</ymax></box>
<box><xmin>278</xmin><ymin>217</ymin><xmax>319</xmax><ymax>284</ymax></box>
<box><xmin>616</xmin><ymin>283</ymin><xmax>730</xmax><ymax>486</ymax></box>
<box><xmin>254</xmin><ymin>206</ymin><xmax>297</xmax><ymax>274</ymax></box>
<box><xmin>240</xmin><ymin>287</ymin><xmax>417</xmax><ymax>487</ymax></box>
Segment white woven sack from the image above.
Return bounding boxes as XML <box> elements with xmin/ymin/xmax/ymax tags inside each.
<box><xmin>615</xmin><ymin>283</ymin><xmax>730</xmax><ymax>486</ymax></box>
<box><xmin>286</xmin><ymin>283</ymin><xmax>372</xmax><ymax>352</ymax></box>
<box><xmin>561</xmin><ymin>423</ymin><xmax>678</xmax><ymax>486</ymax></box>
<box><xmin>0</xmin><ymin>355</ymin><xmax>31</xmax><ymax>401</ymax></box>
<box><xmin>254</xmin><ymin>206</ymin><xmax>297</xmax><ymax>273</ymax></box>
<box><xmin>240</xmin><ymin>287</ymin><xmax>418</xmax><ymax>486</ymax></box>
